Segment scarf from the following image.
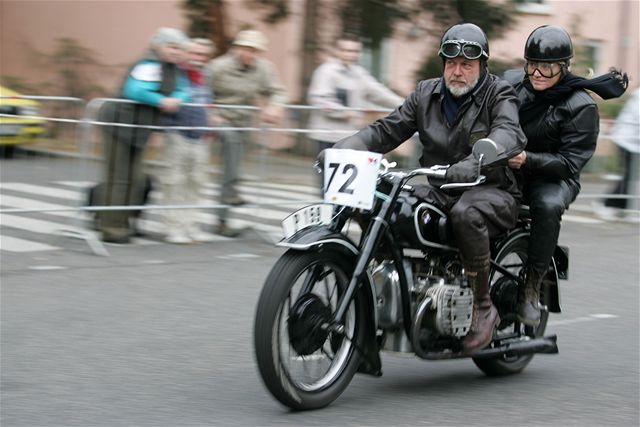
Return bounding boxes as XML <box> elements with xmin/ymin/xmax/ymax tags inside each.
<box><xmin>520</xmin><ymin>69</ymin><xmax>628</xmax><ymax>125</ymax></box>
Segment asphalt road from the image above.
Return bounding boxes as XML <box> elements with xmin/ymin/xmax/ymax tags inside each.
<box><xmin>1</xmin><ymin>217</ymin><xmax>639</xmax><ymax>427</ymax></box>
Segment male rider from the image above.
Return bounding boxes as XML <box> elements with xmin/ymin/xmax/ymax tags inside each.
<box><xmin>330</xmin><ymin>23</ymin><xmax>526</xmax><ymax>353</ymax></box>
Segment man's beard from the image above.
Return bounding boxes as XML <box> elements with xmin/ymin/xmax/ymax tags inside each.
<box><xmin>446</xmin><ymin>75</ymin><xmax>479</xmax><ymax>97</ymax></box>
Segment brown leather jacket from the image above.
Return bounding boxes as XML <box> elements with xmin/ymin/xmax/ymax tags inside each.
<box><xmin>335</xmin><ymin>71</ymin><xmax>526</xmax><ymax>196</ymax></box>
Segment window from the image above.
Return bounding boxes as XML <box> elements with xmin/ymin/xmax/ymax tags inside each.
<box><xmin>582</xmin><ymin>40</ymin><xmax>601</xmax><ymax>75</ymax></box>
<box><xmin>516</xmin><ymin>0</ymin><xmax>552</xmax><ymax>14</ymax></box>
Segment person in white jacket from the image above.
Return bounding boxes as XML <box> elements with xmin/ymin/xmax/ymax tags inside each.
<box><xmin>307</xmin><ymin>34</ymin><xmax>404</xmax><ymax>193</ymax></box>
<box><xmin>601</xmin><ymin>87</ymin><xmax>640</xmax><ymax>220</ymax></box>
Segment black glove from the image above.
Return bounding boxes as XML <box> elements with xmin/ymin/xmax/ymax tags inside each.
<box><xmin>445</xmin><ymin>156</ymin><xmax>479</xmax><ymax>183</ymax></box>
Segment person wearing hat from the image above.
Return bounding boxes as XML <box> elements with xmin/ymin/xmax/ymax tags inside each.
<box><xmin>505</xmin><ymin>25</ymin><xmax>628</xmax><ymax>326</ymax></box>
<box><xmin>96</xmin><ymin>27</ymin><xmax>191</xmax><ymax>244</ymax></box>
<box><xmin>328</xmin><ymin>23</ymin><xmax>526</xmax><ymax>354</ymax></box>
<box><xmin>206</xmin><ymin>29</ymin><xmax>288</xmax><ymax>237</ymax></box>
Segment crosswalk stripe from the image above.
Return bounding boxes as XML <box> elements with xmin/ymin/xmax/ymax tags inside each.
<box><xmin>0</xmin><ymin>182</ymin><xmax>84</xmax><ymax>201</ymax></box>
<box><xmin>1</xmin><ymin>213</ymin><xmax>85</xmax><ymax>234</ymax></box>
<box><xmin>0</xmin><ymin>194</ymin><xmax>80</xmax><ymax>218</ymax></box>
<box><xmin>0</xmin><ymin>235</ymin><xmax>60</xmax><ymax>252</ymax></box>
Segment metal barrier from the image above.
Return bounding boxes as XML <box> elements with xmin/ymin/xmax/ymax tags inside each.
<box><xmin>1</xmin><ymin>96</ymin><xmax>638</xmax><ymax>256</ymax></box>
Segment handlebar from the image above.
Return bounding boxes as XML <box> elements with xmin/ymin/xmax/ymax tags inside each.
<box><xmin>383</xmin><ymin>153</ymin><xmax>487</xmax><ymax>190</ymax></box>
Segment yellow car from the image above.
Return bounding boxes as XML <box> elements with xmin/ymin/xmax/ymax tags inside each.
<box><xmin>0</xmin><ymin>85</ymin><xmax>46</xmax><ymax>156</ymax></box>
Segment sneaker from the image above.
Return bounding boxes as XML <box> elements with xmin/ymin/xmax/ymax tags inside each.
<box><xmin>102</xmin><ymin>230</ymin><xmax>131</xmax><ymax>244</ymax></box>
<box><xmin>165</xmin><ymin>234</ymin><xmax>192</xmax><ymax>244</ymax></box>
<box><xmin>215</xmin><ymin>223</ymin><xmax>243</xmax><ymax>238</ymax></box>
<box><xmin>591</xmin><ymin>201</ymin><xmax>622</xmax><ymax>221</ymax></box>
<box><xmin>189</xmin><ymin>230</ymin><xmax>216</xmax><ymax>242</ymax></box>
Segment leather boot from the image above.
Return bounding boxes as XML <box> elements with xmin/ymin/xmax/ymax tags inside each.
<box><xmin>516</xmin><ymin>268</ymin><xmax>544</xmax><ymax>327</ymax></box>
<box><xmin>462</xmin><ymin>268</ymin><xmax>500</xmax><ymax>354</ymax></box>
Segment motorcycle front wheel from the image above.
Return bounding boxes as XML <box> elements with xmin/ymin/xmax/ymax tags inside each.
<box><xmin>473</xmin><ymin>233</ymin><xmax>551</xmax><ymax>376</ymax></box>
<box><xmin>254</xmin><ymin>249</ymin><xmax>365</xmax><ymax>410</ymax></box>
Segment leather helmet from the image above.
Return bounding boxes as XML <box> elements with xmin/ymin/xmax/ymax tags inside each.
<box><xmin>524</xmin><ymin>25</ymin><xmax>573</xmax><ymax>62</ymax></box>
<box><xmin>439</xmin><ymin>23</ymin><xmax>489</xmax><ymax>60</ymax></box>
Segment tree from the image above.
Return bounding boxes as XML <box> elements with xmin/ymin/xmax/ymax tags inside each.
<box><xmin>414</xmin><ymin>0</ymin><xmax>518</xmax><ymax>81</ymax></box>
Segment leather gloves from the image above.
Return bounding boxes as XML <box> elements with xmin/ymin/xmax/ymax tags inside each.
<box><xmin>445</xmin><ymin>155</ymin><xmax>479</xmax><ymax>183</ymax></box>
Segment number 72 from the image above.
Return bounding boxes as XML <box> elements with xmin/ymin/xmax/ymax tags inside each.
<box><xmin>326</xmin><ymin>162</ymin><xmax>358</xmax><ymax>194</ymax></box>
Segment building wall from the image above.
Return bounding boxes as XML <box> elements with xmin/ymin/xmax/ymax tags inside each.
<box><xmin>1</xmin><ymin>0</ymin><xmax>638</xmax><ymax>100</ymax></box>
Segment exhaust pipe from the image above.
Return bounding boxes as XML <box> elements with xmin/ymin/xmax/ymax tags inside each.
<box><xmin>471</xmin><ymin>334</ymin><xmax>558</xmax><ymax>359</ymax></box>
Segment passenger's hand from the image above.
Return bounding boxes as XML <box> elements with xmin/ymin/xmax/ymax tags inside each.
<box><xmin>261</xmin><ymin>104</ymin><xmax>284</xmax><ymax>125</ymax></box>
<box><xmin>508</xmin><ymin>151</ymin><xmax>527</xmax><ymax>169</ymax></box>
<box><xmin>159</xmin><ymin>97</ymin><xmax>182</xmax><ymax>113</ymax></box>
<box><xmin>446</xmin><ymin>156</ymin><xmax>479</xmax><ymax>183</ymax></box>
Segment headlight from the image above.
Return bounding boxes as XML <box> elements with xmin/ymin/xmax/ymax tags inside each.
<box><xmin>19</xmin><ymin>105</ymin><xmax>40</xmax><ymax>117</ymax></box>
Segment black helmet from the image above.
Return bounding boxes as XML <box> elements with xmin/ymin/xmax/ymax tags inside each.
<box><xmin>524</xmin><ymin>25</ymin><xmax>573</xmax><ymax>62</ymax></box>
<box><xmin>438</xmin><ymin>23</ymin><xmax>489</xmax><ymax>60</ymax></box>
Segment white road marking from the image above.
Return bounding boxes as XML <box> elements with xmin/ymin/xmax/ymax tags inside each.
<box><xmin>548</xmin><ymin>313</ymin><xmax>619</xmax><ymax>326</ymax></box>
<box><xmin>0</xmin><ymin>182</ymin><xmax>83</xmax><ymax>201</ymax></box>
<box><xmin>28</xmin><ymin>265</ymin><xmax>67</xmax><ymax>271</ymax></box>
<box><xmin>0</xmin><ymin>235</ymin><xmax>59</xmax><ymax>252</ymax></box>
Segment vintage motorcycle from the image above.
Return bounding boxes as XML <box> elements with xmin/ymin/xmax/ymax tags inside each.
<box><xmin>253</xmin><ymin>139</ymin><xmax>565</xmax><ymax>410</ymax></box>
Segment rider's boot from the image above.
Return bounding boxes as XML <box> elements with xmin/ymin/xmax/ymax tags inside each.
<box><xmin>516</xmin><ymin>267</ymin><xmax>544</xmax><ymax>327</ymax></box>
<box><xmin>462</xmin><ymin>267</ymin><xmax>500</xmax><ymax>354</ymax></box>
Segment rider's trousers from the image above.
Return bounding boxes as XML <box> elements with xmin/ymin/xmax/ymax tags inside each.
<box><xmin>523</xmin><ymin>179</ymin><xmax>577</xmax><ymax>274</ymax></box>
<box><xmin>414</xmin><ymin>185</ymin><xmax>519</xmax><ymax>270</ymax></box>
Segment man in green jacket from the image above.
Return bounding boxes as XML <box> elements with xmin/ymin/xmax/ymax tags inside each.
<box><xmin>207</xmin><ymin>30</ymin><xmax>288</xmax><ymax>237</ymax></box>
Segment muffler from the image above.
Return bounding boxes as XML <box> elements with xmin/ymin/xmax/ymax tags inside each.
<box><xmin>471</xmin><ymin>334</ymin><xmax>558</xmax><ymax>359</ymax></box>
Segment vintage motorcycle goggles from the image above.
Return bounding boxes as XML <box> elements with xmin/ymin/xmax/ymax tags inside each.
<box><xmin>525</xmin><ymin>61</ymin><xmax>564</xmax><ymax>78</ymax></box>
<box><xmin>439</xmin><ymin>40</ymin><xmax>488</xmax><ymax>60</ymax></box>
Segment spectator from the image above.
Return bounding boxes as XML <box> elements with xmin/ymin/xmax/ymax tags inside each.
<box><xmin>206</xmin><ymin>29</ymin><xmax>288</xmax><ymax>237</ymax></box>
<box><xmin>162</xmin><ymin>38</ymin><xmax>217</xmax><ymax>244</ymax></box>
<box><xmin>308</xmin><ymin>34</ymin><xmax>404</xmax><ymax>193</ymax></box>
<box><xmin>97</xmin><ymin>27</ymin><xmax>190</xmax><ymax>244</ymax></box>
<box><xmin>599</xmin><ymin>87</ymin><xmax>640</xmax><ymax>221</ymax></box>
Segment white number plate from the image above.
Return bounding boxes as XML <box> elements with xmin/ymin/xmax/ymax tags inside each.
<box><xmin>0</xmin><ymin>125</ymin><xmax>20</xmax><ymax>136</ymax></box>
<box><xmin>282</xmin><ymin>204</ymin><xmax>333</xmax><ymax>239</ymax></box>
<box><xmin>323</xmin><ymin>149</ymin><xmax>382</xmax><ymax>209</ymax></box>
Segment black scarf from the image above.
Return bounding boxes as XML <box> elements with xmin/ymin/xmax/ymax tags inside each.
<box><xmin>520</xmin><ymin>69</ymin><xmax>628</xmax><ymax>125</ymax></box>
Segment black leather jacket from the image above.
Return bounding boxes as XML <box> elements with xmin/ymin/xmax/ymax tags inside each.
<box><xmin>507</xmin><ymin>70</ymin><xmax>599</xmax><ymax>194</ymax></box>
<box><xmin>335</xmin><ymin>72</ymin><xmax>526</xmax><ymax>195</ymax></box>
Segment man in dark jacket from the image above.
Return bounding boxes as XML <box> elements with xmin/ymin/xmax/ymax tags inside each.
<box><xmin>332</xmin><ymin>23</ymin><xmax>526</xmax><ymax>354</ymax></box>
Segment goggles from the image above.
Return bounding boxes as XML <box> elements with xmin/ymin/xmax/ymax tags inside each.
<box><xmin>439</xmin><ymin>40</ymin><xmax>488</xmax><ymax>60</ymax></box>
<box><xmin>525</xmin><ymin>61</ymin><xmax>563</xmax><ymax>78</ymax></box>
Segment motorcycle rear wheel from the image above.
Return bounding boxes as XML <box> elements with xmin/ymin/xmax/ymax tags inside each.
<box><xmin>473</xmin><ymin>233</ymin><xmax>550</xmax><ymax>376</ymax></box>
<box><xmin>254</xmin><ymin>249</ymin><xmax>365</xmax><ymax>410</ymax></box>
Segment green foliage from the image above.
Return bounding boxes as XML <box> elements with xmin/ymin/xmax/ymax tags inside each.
<box><xmin>340</xmin><ymin>0</ymin><xmax>409</xmax><ymax>45</ymax></box>
<box><xmin>49</xmin><ymin>38</ymin><xmax>106</xmax><ymax>99</ymax></box>
<box><xmin>0</xmin><ymin>76</ymin><xmax>42</xmax><ymax>94</ymax></box>
<box><xmin>414</xmin><ymin>53</ymin><xmax>518</xmax><ymax>82</ymax></box>
<box><xmin>414</xmin><ymin>1</ymin><xmax>517</xmax><ymax>83</ymax></box>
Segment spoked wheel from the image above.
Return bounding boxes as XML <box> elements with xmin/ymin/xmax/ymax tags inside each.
<box><xmin>473</xmin><ymin>233</ymin><xmax>551</xmax><ymax>376</ymax></box>
<box><xmin>254</xmin><ymin>249</ymin><xmax>365</xmax><ymax>410</ymax></box>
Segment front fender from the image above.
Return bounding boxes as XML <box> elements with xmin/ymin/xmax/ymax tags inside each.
<box><xmin>277</xmin><ymin>226</ymin><xmax>359</xmax><ymax>256</ymax></box>
<box><xmin>278</xmin><ymin>226</ymin><xmax>382</xmax><ymax>376</ymax></box>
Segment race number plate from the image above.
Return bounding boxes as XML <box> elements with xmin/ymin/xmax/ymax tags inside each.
<box><xmin>323</xmin><ymin>149</ymin><xmax>382</xmax><ymax>209</ymax></box>
<box><xmin>282</xmin><ymin>204</ymin><xmax>333</xmax><ymax>239</ymax></box>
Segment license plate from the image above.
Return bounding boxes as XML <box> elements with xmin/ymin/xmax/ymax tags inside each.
<box><xmin>282</xmin><ymin>204</ymin><xmax>333</xmax><ymax>238</ymax></box>
<box><xmin>0</xmin><ymin>124</ymin><xmax>20</xmax><ymax>136</ymax></box>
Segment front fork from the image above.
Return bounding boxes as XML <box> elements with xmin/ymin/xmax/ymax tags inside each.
<box><xmin>329</xmin><ymin>178</ymin><xmax>404</xmax><ymax>330</ymax></box>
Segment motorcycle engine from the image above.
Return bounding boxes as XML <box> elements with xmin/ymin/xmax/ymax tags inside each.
<box><xmin>422</xmin><ymin>283</ymin><xmax>473</xmax><ymax>337</ymax></box>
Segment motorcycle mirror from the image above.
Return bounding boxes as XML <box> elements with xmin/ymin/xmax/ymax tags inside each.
<box><xmin>472</xmin><ymin>138</ymin><xmax>499</xmax><ymax>165</ymax></box>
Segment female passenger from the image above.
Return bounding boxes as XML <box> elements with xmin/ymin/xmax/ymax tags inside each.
<box><xmin>506</xmin><ymin>25</ymin><xmax>628</xmax><ymax>326</ymax></box>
